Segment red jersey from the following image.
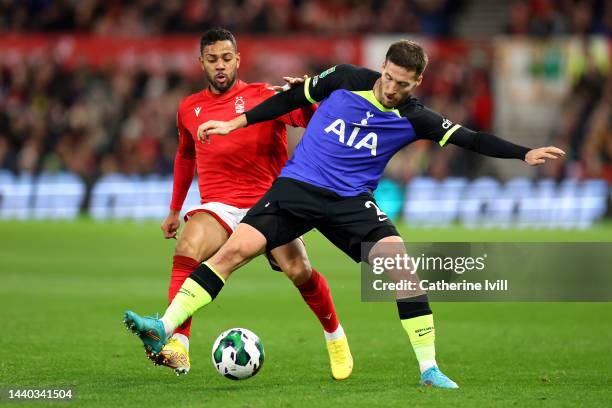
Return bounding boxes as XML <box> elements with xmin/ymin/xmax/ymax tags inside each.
<box><xmin>170</xmin><ymin>80</ymin><xmax>315</xmax><ymax>210</ymax></box>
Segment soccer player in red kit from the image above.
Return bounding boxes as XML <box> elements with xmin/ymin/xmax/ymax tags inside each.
<box><xmin>144</xmin><ymin>28</ymin><xmax>352</xmax><ymax>379</ymax></box>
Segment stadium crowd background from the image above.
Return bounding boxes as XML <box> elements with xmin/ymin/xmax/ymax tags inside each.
<box><xmin>0</xmin><ymin>0</ymin><xmax>610</xmax><ymax>222</ymax></box>
<box><xmin>1</xmin><ymin>0</ymin><xmax>612</xmax><ymax>36</ymax></box>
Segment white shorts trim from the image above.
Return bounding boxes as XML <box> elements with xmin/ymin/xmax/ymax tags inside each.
<box><xmin>183</xmin><ymin>202</ymin><xmax>250</xmax><ymax>234</ymax></box>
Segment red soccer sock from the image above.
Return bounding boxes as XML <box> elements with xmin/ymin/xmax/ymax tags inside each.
<box><xmin>168</xmin><ymin>255</ymin><xmax>200</xmax><ymax>337</ymax></box>
<box><xmin>296</xmin><ymin>269</ymin><xmax>340</xmax><ymax>333</ymax></box>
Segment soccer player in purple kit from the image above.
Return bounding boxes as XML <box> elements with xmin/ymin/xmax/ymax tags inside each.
<box><xmin>125</xmin><ymin>40</ymin><xmax>564</xmax><ymax>388</ymax></box>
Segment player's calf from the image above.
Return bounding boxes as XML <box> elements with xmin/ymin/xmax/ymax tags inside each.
<box><xmin>294</xmin><ymin>269</ymin><xmax>352</xmax><ymax>379</ymax></box>
<box><xmin>276</xmin><ymin>254</ymin><xmax>312</xmax><ymax>285</ymax></box>
<box><xmin>368</xmin><ymin>236</ymin><xmax>457</xmax><ymax>387</ymax></box>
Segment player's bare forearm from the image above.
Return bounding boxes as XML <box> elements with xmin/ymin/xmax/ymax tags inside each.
<box><xmin>226</xmin><ymin>114</ymin><xmax>247</xmax><ymax>132</ymax></box>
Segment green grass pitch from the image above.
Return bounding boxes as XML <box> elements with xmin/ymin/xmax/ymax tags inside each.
<box><xmin>1</xmin><ymin>220</ymin><xmax>611</xmax><ymax>407</ymax></box>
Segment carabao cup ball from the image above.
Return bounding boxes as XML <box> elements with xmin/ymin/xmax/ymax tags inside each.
<box><xmin>211</xmin><ymin>328</ymin><xmax>265</xmax><ymax>380</ymax></box>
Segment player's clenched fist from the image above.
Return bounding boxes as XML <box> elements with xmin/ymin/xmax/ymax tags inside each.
<box><xmin>524</xmin><ymin>146</ymin><xmax>565</xmax><ymax>165</ymax></box>
<box><xmin>160</xmin><ymin>210</ymin><xmax>181</xmax><ymax>239</ymax></box>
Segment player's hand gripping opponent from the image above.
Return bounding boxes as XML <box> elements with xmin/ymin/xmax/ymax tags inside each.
<box><xmin>197</xmin><ymin>115</ymin><xmax>247</xmax><ymax>143</ymax></box>
<box><xmin>524</xmin><ymin>146</ymin><xmax>565</xmax><ymax>165</ymax></box>
<box><xmin>270</xmin><ymin>75</ymin><xmax>309</xmax><ymax>92</ymax></box>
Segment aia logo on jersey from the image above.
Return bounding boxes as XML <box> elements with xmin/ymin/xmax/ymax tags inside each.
<box><xmin>194</xmin><ymin>107</ymin><xmax>202</xmax><ymax>117</ymax></box>
<box><xmin>324</xmin><ymin>118</ymin><xmax>378</xmax><ymax>156</ymax></box>
<box><xmin>442</xmin><ymin>118</ymin><xmax>453</xmax><ymax>129</ymax></box>
<box><xmin>235</xmin><ymin>96</ymin><xmax>245</xmax><ymax>114</ymax></box>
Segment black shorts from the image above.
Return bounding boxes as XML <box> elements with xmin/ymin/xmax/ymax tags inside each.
<box><xmin>242</xmin><ymin>177</ymin><xmax>399</xmax><ymax>262</ymax></box>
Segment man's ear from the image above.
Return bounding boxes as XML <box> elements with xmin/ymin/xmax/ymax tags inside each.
<box><xmin>198</xmin><ymin>55</ymin><xmax>206</xmax><ymax>71</ymax></box>
<box><xmin>235</xmin><ymin>52</ymin><xmax>241</xmax><ymax>69</ymax></box>
<box><xmin>415</xmin><ymin>74</ymin><xmax>423</xmax><ymax>87</ymax></box>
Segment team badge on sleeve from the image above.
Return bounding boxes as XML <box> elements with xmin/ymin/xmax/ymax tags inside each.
<box><xmin>439</xmin><ymin>118</ymin><xmax>461</xmax><ymax>147</ymax></box>
<box><xmin>319</xmin><ymin>66</ymin><xmax>337</xmax><ymax>78</ymax></box>
<box><xmin>312</xmin><ymin>65</ymin><xmax>337</xmax><ymax>88</ymax></box>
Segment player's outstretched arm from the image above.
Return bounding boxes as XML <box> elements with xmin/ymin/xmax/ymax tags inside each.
<box><xmin>447</xmin><ymin>130</ymin><xmax>565</xmax><ymax>165</ymax></box>
<box><xmin>409</xmin><ymin>106</ymin><xmax>565</xmax><ymax>165</ymax></box>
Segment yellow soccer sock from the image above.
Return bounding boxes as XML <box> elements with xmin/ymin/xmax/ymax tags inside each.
<box><xmin>401</xmin><ymin>314</ymin><xmax>436</xmax><ymax>372</ymax></box>
<box><xmin>397</xmin><ymin>295</ymin><xmax>437</xmax><ymax>373</ymax></box>
<box><xmin>161</xmin><ymin>262</ymin><xmax>225</xmax><ymax>335</ymax></box>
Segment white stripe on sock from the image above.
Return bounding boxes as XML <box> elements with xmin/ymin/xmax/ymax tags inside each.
<box><xmin>324</xmin><ymin>324</ymin><xmax>345</xmax><ymax>341</ymax></box>
<box><xmin>160</xmin><ymin>317</ymin><xmax>173</xmax><ymax>339</ymax></box>
<box><xmin>419</xmin><ymin>360</ymin><xmax>437</xmax><ymax>373</ymax></box>
<box><xmin>172</xmin><ymin>333</ymin><xmax>190</xmax><ymax>352</ymax></box>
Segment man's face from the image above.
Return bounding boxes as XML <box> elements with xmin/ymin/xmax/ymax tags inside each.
<box><xmin>199</xmin><ymin>40</ymin><xmax>240</xmax><ymax>93</ymax></box>
<box><xmin>377</xmin><ymin>61</ymin><xmax>422</xmax><ymax>108</ymax></box>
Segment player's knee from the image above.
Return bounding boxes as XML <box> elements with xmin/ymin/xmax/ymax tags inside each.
<box><xmin>368</xmin><ymin>235</ymin><xmax>405</xmax><ymax>263</ymax></box>
<box><xmin>281</xmin><ymin>257</ymin><xmax>312</xmax><ymax>284</ymax></box>
<box><xmin>175</xmin><ymin>236</ymin><xmax>200</xmax><ymax>259</ymax></box>
<box><xmin>214</xmin><ymin>241</ymin><xmax>249</xmax><ymax>268</ymax></box>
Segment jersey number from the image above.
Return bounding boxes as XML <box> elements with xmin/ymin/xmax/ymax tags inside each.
<box><xmin>365</xmin><ymin>201</ymin><xmax>388</xmax><ymax>222</ymax></box>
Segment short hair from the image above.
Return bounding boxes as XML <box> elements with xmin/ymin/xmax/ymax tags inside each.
<box><xmin>385</xmin><ymin>40</ymin><xmax>428</xmax><ymax>77</ymax></box>
<box><xmin>200</xmin><ymin>28</ymin><xmax>237</xmax><ymax>54</ymax></box>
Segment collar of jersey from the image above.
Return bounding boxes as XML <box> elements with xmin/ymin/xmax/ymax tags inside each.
<box><xmin>351</xmin><ymin>90</ymin><xmax>400</xmax><ymax>117</ymax></box>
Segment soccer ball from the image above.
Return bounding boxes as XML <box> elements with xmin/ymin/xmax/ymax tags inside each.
<box><xmin>211</xmin><ymin>328</ymin><xmax>265</xmax><ymax>380</ymax></box>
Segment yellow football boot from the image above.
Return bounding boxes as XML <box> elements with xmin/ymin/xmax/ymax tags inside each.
<box><xmin>326</xmin><ymin>335</ymin><xmax>353</xmax><ymax>380</ymax></box>
<box><xmin>149</xmin><ymin>337</ymin><xmax>190</xmax><ymax>375</ymax></box>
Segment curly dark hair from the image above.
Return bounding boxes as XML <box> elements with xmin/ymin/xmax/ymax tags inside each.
<box><xmin>200</xmin><ymin>28</ymin><xmax>237</xmax><ymax>54</ymax></box>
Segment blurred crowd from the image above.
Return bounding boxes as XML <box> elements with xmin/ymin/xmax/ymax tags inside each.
<box><xmin>0</xmin><ymin>0</ymin><xmax>462</xmax><ymax>36</ymax></box>
<box><xmin>505</xmin><ymin>0</ymin><xmax>612</xmax><ymax>36</ymax></box>
<box><xmin>1</xmin><ymin>42</ymin><xmax>610</xmax><ymax>186</ymax></box>
<box><xmin>0</xmin><ymin>0</ymin><xmax>610</xmax><ymax>189</ymax></box>
<box><xmin>0</xmin><ymin>48</ymin><xmax>493</xmax><ymax>183</ymax></box>
<box><xmin>548</xmin><ymin>46</ymin><xmax>612</xmax><ymax>181</ymax></box>
<box><xmin>2</xmin><ymin>0</ymin><xmax>611</xmax><ymax>37</ymax></box>
<box><xmin>0</xmin><ymin>59</ymin><xmax>198</xmax><ymax>182</ymax></box>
